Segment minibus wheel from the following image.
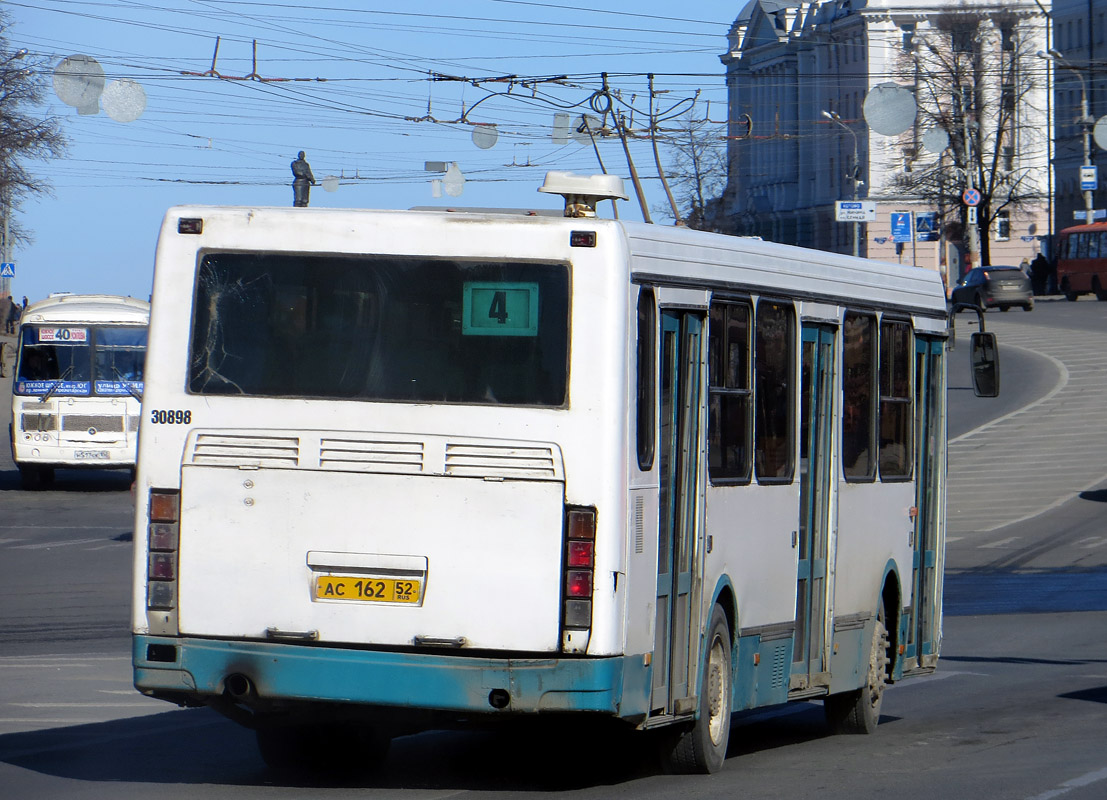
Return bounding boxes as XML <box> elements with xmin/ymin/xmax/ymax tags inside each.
<box><xmin>1093</xmin><ymin>277</ymin><xmax>1107</xmax><ymax>302</ymax></box>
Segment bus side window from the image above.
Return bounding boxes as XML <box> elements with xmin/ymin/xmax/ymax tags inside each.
<box><xmin>708</xmin><ymin>299</ymin><xmax>752</xmax><ymax>484</ymax></box>
<box><xmin>1076</xmin><ymin>233</ymin><xmax>1088</xmax><ymax>260</ymax></box>
<box><xmin>636</xmin><ymin>288</ymin><xmax>656</xmax><ymax>471</ymax></box>
<box><xmin>1090</xmin><ymin>233</ymin><xmax>1101</xmax><ymax>260</ymax></box>
<box><xmin>842</xmin><ymin>312</ymin><xmax>876</xmax><ymax>481</ymax></box>
<box><xmin>754</xmin><ymin>299</ymin><xmax>795</xmax><ymax>483</ymax></box>
<box><xmin>878</xmin><ymin>320</ymin><xmax>913</xmax><ymax>480</ymax></box>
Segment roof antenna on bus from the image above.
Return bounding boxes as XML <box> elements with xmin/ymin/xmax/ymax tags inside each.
<box><xmin>538</xmin><ymin>171</ymin><xmax>629</xmax><ymax>218</ymax></box>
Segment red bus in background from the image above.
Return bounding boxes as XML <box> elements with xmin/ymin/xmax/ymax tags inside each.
<box><xmin>1056</xmin><ymin>222</ymin><xmax>1107</xmax><ymax>301</ymax></box>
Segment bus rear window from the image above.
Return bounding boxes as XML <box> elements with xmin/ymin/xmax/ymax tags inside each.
<box><xmin>188</xmin><ymin>253</ymin><xmax>570</xmax><ymax>405</ymax></box>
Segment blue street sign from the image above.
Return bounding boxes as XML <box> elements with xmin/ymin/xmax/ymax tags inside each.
<box><xmin>1081</xmin><ymin>166</ymin><xmax>1098</xmax><ymax>192</ymax></box>
<box><xmin>891</xmin><ymin>212</ymin><xmax>912</xmax><ymax>243</ymax></box>
<box><xmin>0</xmin><ymin>262</ymin><xmax>14</xmax><ymax>278</ymax></box>
<box><xmin>962</xmin><ymin>188</ymin><xmax>981</xmax><ymax>207</ymax></box>
<box><xmin>915</xmin><ymin>212</ymin><xmax>939</xmax><ymax>242</ymax></box>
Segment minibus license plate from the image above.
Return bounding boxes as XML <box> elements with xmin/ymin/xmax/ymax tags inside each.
<box><xmin>314</xmin><ymin>575</ymin><xmax>421</xmax><ymax>604</ymax></box>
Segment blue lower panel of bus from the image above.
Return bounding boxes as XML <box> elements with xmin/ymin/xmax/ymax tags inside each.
<box><xmin>134</xmin><ymin>635</ymin><xmax>649</xmax><ymax>717</ymax></box>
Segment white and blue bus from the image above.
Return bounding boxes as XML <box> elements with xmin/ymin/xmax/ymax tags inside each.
<box><xmin>10</xmin><ymin>293</ymin><xmax>149</xmax><ymax>489</ymax></box>
<box><xmin>131</xmin><ymin>173</ymin><xmax>984</xmax><ymax>773</ymax></box>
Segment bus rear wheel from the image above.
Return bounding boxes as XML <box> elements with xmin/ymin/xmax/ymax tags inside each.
<box><xmin>659</xmin><ymin>605</ymin><xmax>732</xmax><ymax>774</ymax></box>
<box><xmin>255</xmin><ymin>718</ymin><xmax>390</xmax><ymax>775</ymax></box>
<box><xmin>824</xmin><ymin>610</ymin><xmax>889</xmax><ymax>734</ymax></box>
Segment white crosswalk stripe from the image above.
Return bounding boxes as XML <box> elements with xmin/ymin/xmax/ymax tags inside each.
<box><xmin>948</xmin><ymin>316</ymin><xmax>1107</xmax><ymax>536</ymax></box>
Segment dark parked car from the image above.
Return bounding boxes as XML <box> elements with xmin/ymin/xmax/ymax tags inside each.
<box><xmin>950</xmin><ymin>266</ymin><xmax>1034</xmax><ymax>311</ymax></box>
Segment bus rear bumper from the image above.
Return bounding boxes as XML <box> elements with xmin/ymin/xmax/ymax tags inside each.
<box><xmin>133</xmin><ymin>635</ymin><xmax>645</xmax><ymax>718</ymax></box>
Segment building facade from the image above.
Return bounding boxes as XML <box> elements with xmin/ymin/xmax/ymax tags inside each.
<box><xmin>1050</xmin><ymin>0</ymin><xmax>1107</xmax><ymax>237</ymax></box>
<box><xmin>718</xmin><ymin>0</ymin><xmax>1052</xmax><ymax>284</ymax></box>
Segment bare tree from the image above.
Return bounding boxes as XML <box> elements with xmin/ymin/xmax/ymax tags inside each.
<box><xmin>890</xmin><ymin>10</ymin><xmax>1045</xmax><ymax>267</ymax></box>
<box><xmin>662</xmin><ymin>111</ymin><xmax>727</xmax><ymax>231</ymax></box>
<box><xmin>0</xmin><ymin>10</ymin><xmax>67</xmax><ymax>248</ymax></box>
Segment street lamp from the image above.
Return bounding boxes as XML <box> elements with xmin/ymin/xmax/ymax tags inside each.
<box><xmin>822</xmin><ymin>109</ymin><xmax>863</xmax><ymax>258</ymax></box>
<box><xmin>1039</xmin><ymin>49</ymin><xmax>1095</xmax><ymax>224</ymax></box>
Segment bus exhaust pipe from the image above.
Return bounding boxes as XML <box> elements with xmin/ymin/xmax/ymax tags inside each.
<box><xmin>225</xmin><ymin>673</ymin><xmax>256</xmax><ymax>702</ymax></box>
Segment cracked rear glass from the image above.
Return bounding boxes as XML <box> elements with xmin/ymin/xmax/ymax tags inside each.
<box><xmin>188</xmin><ymin>253</ymin><xmax>569</xmax><ymax>405</ymax></box>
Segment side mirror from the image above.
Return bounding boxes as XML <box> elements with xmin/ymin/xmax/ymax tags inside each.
<box><xmin>970</xmin><ymin>332</ymin><xmax>1000</xmax><ymax>397</ymax></box>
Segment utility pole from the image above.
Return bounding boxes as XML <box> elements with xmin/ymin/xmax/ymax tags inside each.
<box><xmin>960</xmin><ymin>83</ymin><xmax>982</xmax><ymax>270</ymax></box>
<box><xmin>1041</xmin><ymin>50</ymin><xmax>1095</xmax><ymax>223</ymax></box>
<box><xmin>822</xmin><ymin>110</ymin><xmax>862</xmax><ymax>257</ymax></box>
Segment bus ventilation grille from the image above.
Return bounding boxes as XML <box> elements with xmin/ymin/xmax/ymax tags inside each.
<box><xmin>184</xmin><ymin>431</ymin><xmax>563</xmax><ymax>480</ymax></box>
<box><xmin>320</xmin><ymin>437</ymin><xmax>424</xmax><ymax>473</ymax></box>
<box><xmin>189</xmin><ymin>433</ymin><xmax>300</xmax><ymax>467</ymax></box>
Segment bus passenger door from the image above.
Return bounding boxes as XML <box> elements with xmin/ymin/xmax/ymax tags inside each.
<box><xmin>905</xmin><ymin>336</ymin><xmax>945</xmax><ymax>672</ymax></box>
<box><xmin>792</xmin><ymin>324</ymin><xmax>835</xmax><ymax>690</ymax></box>
<box><xmin>651</xmin><ymin>310</ymin><xmax>705</xmax><ymax>715</ymax></box>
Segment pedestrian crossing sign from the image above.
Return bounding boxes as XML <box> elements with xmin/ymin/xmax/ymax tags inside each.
<box><xmin>0</xmin><ymin>263</ymin><xmax>14</xmax><ymax>278</ymax></box>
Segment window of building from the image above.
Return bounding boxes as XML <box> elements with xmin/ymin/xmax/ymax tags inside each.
<box><xmin>708</xmin><ymin>300</ymin><xmax>752</xmax><ymax>483</ymax></box>
<box><xmin>995</xmin><ymin>211</ymin><xmax>1010</xmax><ymax>241</ymax></box>
<box><xmin>902</xmin><ymin>23</ymin><xmax>916</xmax><ymax>52</ymax></box>
<box><xmin>878</xmin><ymin>319</ymin><xmax>912</xmax><ymax>480</ymax></box>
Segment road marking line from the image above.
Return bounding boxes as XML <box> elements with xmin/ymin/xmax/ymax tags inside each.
<box><xmin>1026</xmin><ymin>766</ymin><xmax>1107</xmax><ymax>800</ymax></box>
<box><xmin>1</xmin><ymin>525</ymin><xmax>125</xmax><ymax>530</ymax></box>
<box><xmin>9</xmin><ymin>702</ymin><xmax>159</xmax><ymax>709</ymax></box>
<box><xmin>950</xmin><ymin>346</ymin><xmax>1069</xmax><ymax>444</ymax></box>
<box><xmin>979</xmin><ymin>537</ymin><xmax>1019</xmax><ymax>549</ymax></box>
<box><xmin>11</xmin><ymin>537</ymin><xmax>114</xmax><ymax>550</ymax></box>
<box><xmin>1076</xmin><ymin>538</ymin><xmax>1107</xmax><ymax>549</ymax></box>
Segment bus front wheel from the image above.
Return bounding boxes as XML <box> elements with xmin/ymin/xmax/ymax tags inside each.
<box><xmin>824</xmin><ymin>609</ymin><xmax>889</xmax><ymax>734</ymax></box>
<box><xmin>660</xmin><ymin>605</ymin><xmax>732</xmax><ymax>774</ymax></box>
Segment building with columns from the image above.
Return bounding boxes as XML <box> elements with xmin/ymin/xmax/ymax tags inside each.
<box><xmin>717</xmin><ymin>0</ymin><xmax>1052</xmax><ymax>284</ymax></box>
<box><xmin>1049</xmin><ymin>0</ymin><xmax>1107</xmax><ymax>235</ymax></box>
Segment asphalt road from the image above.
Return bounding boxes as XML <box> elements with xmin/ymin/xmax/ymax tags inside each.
<box><xmin>1</xmin><ymin>300</ymin><xmax>1106</xmax><ymax>798</ymax></box>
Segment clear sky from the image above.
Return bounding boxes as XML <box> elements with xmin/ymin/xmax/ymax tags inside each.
<box><xmin>4</xmin><ymin>1</ymin><xmax>739</xmax><ymax>304</ymax></box>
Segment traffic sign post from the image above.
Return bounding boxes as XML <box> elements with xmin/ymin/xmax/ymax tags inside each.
<box><xmin>915</xmin><ymin>212</ymin><xmax>938</xmax><ymax>242</ymax></box>
<box><xmin>891</xmin><ymin>212</ymin><xmax>913</xmax><ymax>243</ymax></box>
<box><xmin>1073</xmin><ymin>209</ymin><xmax>1107</xmax><ymax>221</ymax></box>
<box><xmin>835</xmin><ymin>201</ymin><xmax>876</xmax><ymax>222</ymax></box>
<box><xmin>1081</xmin><ymin>166</ymin><xmax>1098</xmax><ymax>192</ymax></box>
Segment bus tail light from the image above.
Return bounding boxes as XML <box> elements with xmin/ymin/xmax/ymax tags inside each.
<box><xmin>562</xmin><ymin>507</ymin><xmax>596</xmax><ymax>651</ymax></box>
<box><xmin>147</xmin><ymin>490</ymin><xmax>180</xmax><ymax>614</ymax></box>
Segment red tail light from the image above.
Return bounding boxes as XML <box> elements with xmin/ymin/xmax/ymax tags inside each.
<box><xmin>147</xmin><ymin>490</ymin><xmax>180</xmax><ymax>612</ymax></box>
<box><xmin>567</xmin><ymin>570</ymin><xmax>593</xmax><ymax>597</ymax></box>
<box><xmin>562</xmin><ymin>507</ymin><xmax>597</xmax><ymax>641</ymax></box>
<box><xmin>567</xmin><ymin>540</ymin><xmax>594</xmax><ymax>568</ymax></box>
